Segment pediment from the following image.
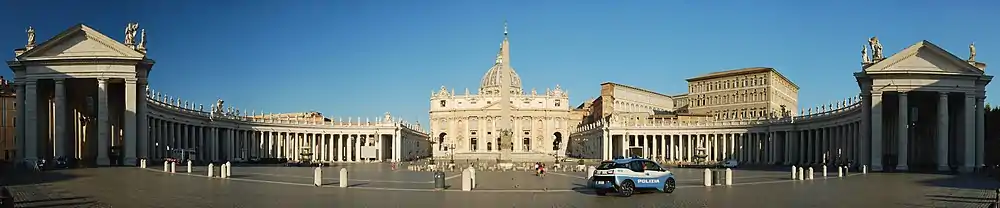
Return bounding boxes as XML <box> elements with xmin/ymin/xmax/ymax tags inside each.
<box><xmin>17</xmin><ymin>24</ymin><xmax>144</xmax><ymax>59</ymax></box>
<box><xmin>863</xmin><ymin>40</ymin><xmax>983</xmax><ymax>75</ymax></box>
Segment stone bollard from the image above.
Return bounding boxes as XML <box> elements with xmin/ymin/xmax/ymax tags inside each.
<box><xmin>140</xmin><ymin>159</ymin><xmax>146</xmax><ymax>168</ymax></box>
<box><xmin>208</xmin><ymin>163</ymin><xmax>215</xmax><ymax>177</ymax></box>
<box><xmin>791</xmin><ymin>165</ymin><xmax>797</xmax><ymax>179</ymax></box>
<box><xmin>226</xmin><ymin>162</ymin><xmax>232</xmax><ymax>177</ymax></box>
<box><xmin>586</xmin><ymin>166</ymin><xmax>597</xmax><ymax>180</ymax></box>
<box><xmin>844</xmin><ymin>166</ymin><xmax>849</xmax><ymax>175</ymax></box>
<box><xmin>798</xmin><ymin>167</ymin><xmax>805</xmax><ymax>180</ymax></box>
<box><xmin>163</xmin><ymin>161</ymin><xmax>169</xmax><ymax>172</ymax></box>
<box><xmin>837</xmin><ymin>166</ymin><xmax>843</xmax><ymax>177</ymax></box>
<box><xmin>822</xmin><ymin>166</ymin><xmax>828</xmax><ymax>178</ymax></box>
<box><xmin>469</xmin><ymin>167</ymin><xmax>477</xmax><ymax>189</ymax></box>
<box><xmin>862</xmin><ymin>165</ymin><xmax>868</xmax><ymax>174</ymax></box>
<box><xmin>187</xmin><ymin>160</ymin><xmax>193</xmax><ymax>173</ymax></box>
<box><xmin>170</xmin><ymin>162</ymin><xmax>177</xmax><ymax>173</ymax></box>
<box><xmin>703</xmin><ymin>168</ymin><xmax>712</xmax><ymax>186</ymax></box>
<box><xmin>808</xmin><ymin>167</ymin><xmax>814</xmax><ymax>180</ymax></box>
<box><xmin>339</xmin><ymin>168</ymin><xmax>348</xmax><ymax>188</ymax></box>
<box><xmin>725</xmin><ymin>168</ymin><xmax>733</xmax><ymax>186</ymax></box>
<box><xmin>314</xmin><ymin>167</ymin><xmax>322</xmax><ymax>187</ymax></box>
<box><xmin>462</xmin><ymin>168</ymin><xmax>472</xmax><ymax>191</ymax></box>
<box><xmin>221</xmin><ymin>164</ymin><xmax>228</xmax><ymax>179</ymax></box>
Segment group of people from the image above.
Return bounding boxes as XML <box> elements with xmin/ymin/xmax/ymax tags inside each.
<box><xmin>534</xmin><ymin>162</ymin><xmax>546</xmax><ymax>177</ymax></box>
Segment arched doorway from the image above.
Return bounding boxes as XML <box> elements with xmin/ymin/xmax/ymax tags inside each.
<box><xmin>438</xmin><ymin>133</ymin><xmax>447</xmax><ymax>151</ymax></box>
<box><xmin>523</xmin><ymin>138</ymin><xmax>531</xmax><ymax>151</ymax></box>
<box><xmin>552</xmin><ymin>132</ymin><xmax>562</xmax><ymax>151</ymax></box>
<box><xmin>487</xmin><ymin>142</ymin><xmax>493</xmax><ymax>151</ymax></box>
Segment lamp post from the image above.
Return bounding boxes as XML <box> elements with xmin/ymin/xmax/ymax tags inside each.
<box><xmin>449</xmin><ymin>144</ymin><xmax>455</xmax><ymax>164</ymax></box>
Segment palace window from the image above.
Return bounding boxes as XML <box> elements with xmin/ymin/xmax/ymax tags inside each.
<box><xmin>555</xmin><ymin>100</ymin><xmax>561</xmax><ymax>107</ymax></box>
<box><xmin>440</xmin><ymin>100</ymin><xmax>446</xmax><ymax>107</ymax></box>
<box><xmin>471</xmin><ymin>138</ymin><xmax>478</xmax><ymax>151</ymax></box>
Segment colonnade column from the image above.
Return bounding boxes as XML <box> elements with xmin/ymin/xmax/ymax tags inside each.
<box><xmin>976</xmin><ymin>96</ymin><xmax>986</xmax><ymax>169</ymax></box>
<box><xmin>937</xmin><ymin>92</ymin><xmax>949</xmax><ymax>171</ymax></box>
<box><xmin>54</xmin><ymin>79</ymin><xmax>68</xmax><ymax>160</ymax></box>
<box><xmin>963</xmin><ymin>95</ymin><xmax>976</xmax><ymax>172</ymax></box>
<box><xmin>96</xmin><ymin>78</ymin><xmax>110</xmax><ymax>166</ymax></box>
<box><xmin>124</xmin><ymin>79</ymin><xmax>138</xmax><ymax>165</ymax></box>
<box><xmin>138</xmin><ymin>81</ymin><xmax>148</xmax><ymax>160</ymax></box>
<box><xmin>897</xmin><ymin>92</ymin><xmax>908</xmax><ymax>170</ymax></box>
<box><xmin>870</xmin><ymin>92</ymin><xmax>883</xmax><ymax>171</ymax></box>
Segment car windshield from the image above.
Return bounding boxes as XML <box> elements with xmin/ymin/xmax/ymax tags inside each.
<box><xmin>596</xmin><ymin>161</ymin><xmax>629</xmax><ymax>170</ymax></box>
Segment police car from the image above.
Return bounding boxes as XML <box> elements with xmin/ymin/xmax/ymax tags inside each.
<box><xmin>588</xmin><ymin>156</ymin><xmax>676</xmax><ymax>197</ymax></box>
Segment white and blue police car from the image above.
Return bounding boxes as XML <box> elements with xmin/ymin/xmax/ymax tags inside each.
<box><xmin>588</xmin><ymin>156</ymin><xmax>676</xmax><ymax>197</ymax></box>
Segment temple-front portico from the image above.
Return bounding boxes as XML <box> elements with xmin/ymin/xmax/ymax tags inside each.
<box><xmin>857</xmin><ymin>40</ymin><xmax>991</xmax><ymax>172</ymax></box>
<box><xmin>9</xmin><ymin>24</ymin><xmax>152</xmax><ymax>166</ymax></box>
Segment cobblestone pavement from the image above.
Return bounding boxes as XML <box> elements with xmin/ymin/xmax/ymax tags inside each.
<box><xmin>5</xmin><ymin>164</ymin><xmax>1000</xmax><ymax>207</ymax></box>
<box><xmin>0</xmin><ymin>168</ymin><xmax>112</xmax><ymax>208</ymax></box>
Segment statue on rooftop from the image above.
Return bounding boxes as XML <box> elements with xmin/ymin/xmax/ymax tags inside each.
<box><xmin>124</xmin><ymin>23</ymin><xmax>139</xmax><ymax>46</ymax></box>
<box><xmin>26</xmin><ymin>26</ymin><xmax>35</xmax><ymax>46</ymax></box>
<box><xmin>862</xmin><ymin>45</ymin><xmax>871</xmax><ymax>64</ymax></box>
<box><xmin>869</xmin><ymin>36</ymin><xmax>884</xmax><ymax>61</ymax></box>
<box><xmin>970</xmin><ymin>42</ymin><xmax>977</xmax><ymax>62</ymax></box>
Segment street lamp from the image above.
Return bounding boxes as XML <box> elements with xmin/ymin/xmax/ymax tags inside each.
<box><xmin>449</xmin><ymin>144</ymin><xmax>455</xmax><ymax>164</ymax></box>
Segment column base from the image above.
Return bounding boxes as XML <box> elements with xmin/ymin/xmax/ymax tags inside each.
<box><xmin>871</xmin><ymin>165</ymin><xmax>883</xmax><ymax>172</ymax></box>
<box><xmin>895</xmin><ymin>165</ymin><xmax>908</xmax><ymax>171</ymax></box>
<box><xmin>97</xmin><ymin>157</ymin><xmax>110</xmax><ymax>166</ymax></box>
<box><xmin>125</xmin><ymin>157</ymin><xmax>138</xmax><ymax>166</ymax></box>
<box><xmin>961</xmin><ymin>166</ymin><xmax>975</xmax><ymax>173</ymax></box>
<box><xmin>937</xmin><ymin>165</ymin><xmax>950</xmax><ymax>172</ymax></box>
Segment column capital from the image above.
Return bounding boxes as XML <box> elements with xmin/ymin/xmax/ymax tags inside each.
<box><xmin>97</xmin><ymin>78</ymin><xmax>109</xmax><ymax>83</ymax></box>
<box><xmin>54</xmin><ymin>78</ymin><xmax>66</xmax><ymax>83</ymax></box>
<box><xmin>899</xmin><ymin>92</ymin><xmax>908</xmax><ymax>97</ymax></box>
<box><xmin>939</xmin><ymin>92</ymin><xmax>949</xmax><ymax>97</ymax></box>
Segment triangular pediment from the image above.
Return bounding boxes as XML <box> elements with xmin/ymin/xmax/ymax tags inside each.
<box><xmin>863</xmin><ymin>40</ymin><xmax>983</xmax><ymax>75</ymax></box>
<box><xmin>17</xmin><ymin>24</ymin><xmax>144</xmax><ymax>59</ymax></box>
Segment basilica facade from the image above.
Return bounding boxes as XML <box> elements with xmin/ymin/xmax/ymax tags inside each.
<box><xmin>429</xmin><ymin>27</ymin><xmax>577</xmax><ymax>161</ymax></box>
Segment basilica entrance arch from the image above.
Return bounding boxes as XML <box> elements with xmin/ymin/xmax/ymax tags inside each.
<box><xmin>552</xmin><ymin>132</ymin><xmax>563</xmax><ymax>151</ymax></box>
<box><xmin>856</xmin><ymin>40</ymin><xmax>991</xmax><ymax>173</ymax></box>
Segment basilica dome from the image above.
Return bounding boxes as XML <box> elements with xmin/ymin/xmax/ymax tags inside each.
<box><xmin>478</xmin><ymin>28</ymin><xmax>523</xmax><ymax>95</ymax></box>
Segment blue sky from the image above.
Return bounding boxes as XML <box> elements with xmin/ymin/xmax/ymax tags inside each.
<box><xmin>3</xmin><ymin>0</ymin><xmax>999</xmax><ymax>129</ymax></box>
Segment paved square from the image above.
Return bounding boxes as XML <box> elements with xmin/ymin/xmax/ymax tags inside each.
<box><xmin>3</xmin><ymin>164</ymin><xmax>1000</xmax><ymax>207</ymax></box>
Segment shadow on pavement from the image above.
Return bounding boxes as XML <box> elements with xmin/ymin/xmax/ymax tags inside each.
<box><xmin>916</xmin><ymin>174</ymin><xmax>1000</xmax><ymax>190</ymax></box>
<box><xmin>0</xmin><ymin>167</ymin><xmax>83</xmax><ymax>187</ymax></box>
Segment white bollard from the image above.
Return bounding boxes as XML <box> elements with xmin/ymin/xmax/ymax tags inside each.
<box><xmin>725</xmin><ymin>168</ymin><xmax>733</xmax><ymax>186</ymax></box>
<box><xmin>703</xmin><ymin>168</ymin><xmax>712</xmax><ymax>187</ymax></box>
<box><xmin>822</xmin><ymin>165</ymin><xmax>828</xmax><ymax>178</ymax></box>
<box><xmin>862</xmin><ymin>165</ymin><xmax>868</xmax><ymax>174</ymax></box>
<box><xmin>586</xmin><ymin>166</ymin><xmax>597</xmax><ymax>180</ymax></box>
<box><xmin>844</xmin><ymin>166</ymin><xmax>849</xmax><ymax>175</ymax></box>
<box><xmin>469</xmin><ymin>167</ymin><xmax>477</xmax><ymax>189</ymax></box>
<box><xmin>140</xmin><ymin>159</ymin><xmax>146</xmax><ymax>168</ymax></box>
<box><xmin>221</xmin><ymin>164</ymin><xmax>228</xmax><ymax>178</ymax></box>
<box><xmin>170</xmin><ymin>162</ymin><xmax>177</xmax><ymax>173</ymax></box>
<box><xmin>163</xmin><ymin>161</ymin><xmax>169</xmax><ymax>172</ymax></box>
<box><xmin>462</xmin><ymin>168</ymin><xmax>472</xmax><ymax>191</ymax></box>
<box><xmin>808</xmin><ymin>167</ymin><xmax>814</xmax><ymax>180</ymax></box>
<box><xmin>226</xmin><ymin>162</ymin><xmax>232</xmax><ymax>177</ymax></box>
<box><xmin>838</xmin><ymin>166</ymin><xmax>843</xmax><ymax>177</ymax></box>
<box><xmin>187</xmin><ymin>160</ymin><xmax>193</xmax><ymax>173</ymax></box>
<box><xmin>314</xmin><ymin>167</ymin><xmax>322</xmax><ymax>187</ymax></box>
<box><xmin>339</xmin><ymin>168</ymin><xmax>348</xmax><ymax>188</ymax></box>
<box><xmin>791</xmin><ymin>165</ymin><xmax>797</xmax><ymax>179</ymax></box>
<box><xmin>208</xmin><ymin>163</ymin><xmax>215</xmax><ymax>177</ymax></box>
<box><xmin>798</xmin><ymin>167</ymin><xmax>805</xmax><ymax>180</ymax></box>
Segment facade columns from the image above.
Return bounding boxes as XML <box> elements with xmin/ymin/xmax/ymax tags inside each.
<box><xmin>963</xmin><ymin>95</ymin><xmax>976</xmax><ymax>172</ymax></box>
<box><xmin>137</xmin><ymin>81</ymin><xmax>148</xmax><ymax>160</ymax></box>
<box><xmin>937</xmin><ymin>92</ymin><xmax>949</xmax><ymax>171</ymax></box>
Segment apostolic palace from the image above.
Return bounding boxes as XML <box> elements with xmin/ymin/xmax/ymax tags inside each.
<box><xmin>2</xmin><ymin>23</ymin><xmax>993</xmax><ymax>173</ymax></box>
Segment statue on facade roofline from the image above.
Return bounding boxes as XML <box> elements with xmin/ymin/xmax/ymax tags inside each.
<box><xmin>26</xmin><ymin>26</ymin><xmax>36</xmax><ymax>47</ymax></box>
<box><xmin>970</xmin><ymin>42</ymin><xmax>977</xmax><ymax>62</ymax></box>
<box><xmin>869</xmin><ymin>36</ymin><xmax>884</xmax><ymax>61</ymax></box>
<box><xmin>861</xmin><ymin>45</ymin><xmax>871</xmax><ymax>64</ymax></box>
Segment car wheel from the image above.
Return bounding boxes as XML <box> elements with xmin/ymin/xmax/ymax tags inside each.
<box><xmin>663</xmin><ymin>178</ymin><xmax>676</xmax><ymax>193</ymax></box>
<box><xmin>618</xmin><ymin>180</ymin><xmax>635</xmax><ymax>197</ymax></box>
<box><xmin>595</xmin><ymin>189</ymin><xmax>607</xmax><ymax>196</ymax></box>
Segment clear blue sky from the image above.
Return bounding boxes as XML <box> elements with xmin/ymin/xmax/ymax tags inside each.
<box><xmin>3</xmin><ymin>0</ymin><xmax>999</xmax><ymax>129</ymax></box>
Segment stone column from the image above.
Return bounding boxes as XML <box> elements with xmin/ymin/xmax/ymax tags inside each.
<box><xmin>896</xmin><ymin>92</ymin><xmax>908</xmax><ymax>171</ymax></box>
<box><xmin>96</xmin><ymin>79</ymin><xmax>110</xmax><ymax>166</ymax></box>
<box><xmin>976</xmin><ymin>96</ymin><xmax>985</xmax><ymax>169</ymax></box>
<box><xmin>137</xmin><ymin>81</ymin><xmax>148</xmax><ymax>160</ymax></box>
<box><xmin>963</xmin><ymin>95</ymin><xmax>975</xmax><ymax>172</ymax></box>
<box><xmin>871</xmin><ymin>93</ymin><xmax>884</xmax><ymax>171</ymax></box>
<box><xmin>937</xmin><ymin>92</ymin><xmax>949</xmax><ymax>171</ymax></box>
<box><xmin>122</xmin><ymin>79</ymin><xmax>139</xmax><ymax>166</ymax></box>
<box><xmin>23</xmin><ymin>81</ymin><xmax>40</xmax><ymax>164</ymax></box>
<box><xmin>53</xmin><ymin>79</ymin><xmax>68</xmax><ymax>160</ymax></box>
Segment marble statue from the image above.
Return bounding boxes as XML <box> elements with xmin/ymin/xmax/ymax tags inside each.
<box><xmin>531</xmin><ymin>88</ymin><xmax>537</xmax><ymax>95</ymax></box>
<box><xmin>124</xmin><ymin>23</ymin><xmax>139</xmax><ymax>46</ymax></box>
<box><xmin>862</xmin><ymin>45</ymin><xmax>870</xmax><ymax>63</ymax></box>
<box><xmin>869</xmin><ymin>37</ymin><xmax>883</xmax><ymax>60</ymax></box>
<box><xmin>26</xmin><ymin>26</ymin><xmax>35</xmax><ymax>46</ymax></box>
<box><xmin>199</xmin><ymin>104</ymin><xmax>204</xmax><ymax>112</ymax></box>
<box><xmin>384</xmin><ymin>112</ymin><xmax>392</xmax><ymax>122</ymax></box>
<box><xmin>970</xmin><ymin>42</ymin><xmax>976</xmax><ymax>62</ymax></box>
<box><xmin>215</xmin><ymin>99</ymin><xmax>225</xmax><ymax>112</ymax></box>
<box><xmin>138</xmin><ymin>29</ymin><xmax>147</xmax><ymax>50</ymax></box>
